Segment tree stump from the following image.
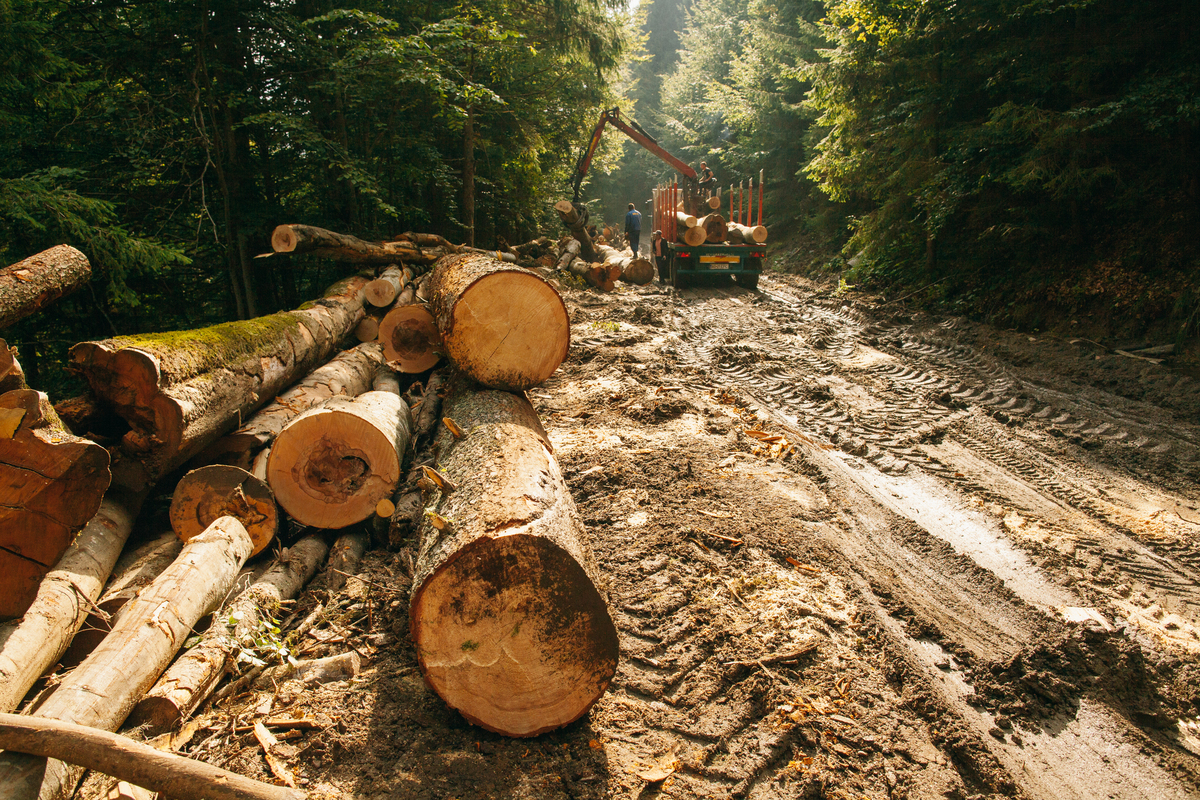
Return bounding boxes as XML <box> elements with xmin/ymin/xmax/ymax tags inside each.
<box><xmin>410</xmin><ymin>380</ymin><xmax>618</xmax><ymax>737</ymax></box>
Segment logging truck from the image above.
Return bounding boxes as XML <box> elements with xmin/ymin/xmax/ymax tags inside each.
<box><xmin>571</xmin><ymin>108</ymin><xmax>767</xmax><ymax>290</ymax></box>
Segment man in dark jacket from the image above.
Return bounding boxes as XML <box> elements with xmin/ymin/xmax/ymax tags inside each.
<box><xmin>624</xmin><ymin>203</ymin><xmax>642</xmax><ymax>256</ymax></box>
<box><xmin>652</xmin><ymin>230</ymin><xmax>668</xmax><ymax>282</ymax></box>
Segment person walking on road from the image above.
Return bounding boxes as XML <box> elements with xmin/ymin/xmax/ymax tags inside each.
<box><xmin>624</xmin><ymin>203</ymin><xmax>642</xmax><ymax>256</ymax></box>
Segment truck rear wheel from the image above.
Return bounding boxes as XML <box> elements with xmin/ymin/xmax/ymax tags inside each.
<box><xmin>734</xmin><ymin>272</ymin><xmax>759</xmax><ymax>290</ymax></box>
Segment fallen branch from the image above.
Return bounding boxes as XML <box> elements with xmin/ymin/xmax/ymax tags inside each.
<box><xmin>0</xmin><ymin>713</ymin><xmax>304</xmax><ymax>800</ymax></box>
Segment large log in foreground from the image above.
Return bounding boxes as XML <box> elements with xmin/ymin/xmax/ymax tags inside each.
<box><xmin>0</xmin><ymin>490</ymin><xmax>146</xmax><ymax>714</ymax></box>
<box><xmin>427</xmin><ymin>253</ymin><xmax>569</xmax><ymax>391</ymax></box>
<box><xmin>0</xmin><ymin>389</ymin><xmax>111</xmax><ymax>618</ymax></box>
<box><xmin>0</xmin><ymin>516</ymin><xmax>254</xmax><ymax>800</ymax></box>
<box><xmin>0</xmin><ymin>246</ymin><xmax>91</xmax><ymax>331</ymax></box>
<box><xmin>410</xmin><ymin>381</ymin><xmax>618</xmax><ymax>737</ymax></box>
<box><xmin>268</xmin><ymin>391</ymin><xmax>411</xmax><ymax>528</ymax></box>
<box><xmin>69</xmin><ymin>276</ymin><xmax>369</xmax><ymax>490</ymax></box>
<box><xmin>0</xmin><ymin>714</ymin><xmax>303</xmax><ymax>800</ymax></box>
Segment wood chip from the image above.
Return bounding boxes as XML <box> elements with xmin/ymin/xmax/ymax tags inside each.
<box><xmin>443</xmin><ymin>417</ymin><xmax>466</xmax><ymax>438</ymax></box>
<box><xmin>828</xmin><ymin>713</ymin><xmax>857</xmax><ymax>725</ymax></box>
<box><xmin>419</xmin><ymin>464</ymin><xmax>456</xmax><ymax>492</ymax></box>
<box><xmin>254</xmin><ymin>720</ymin><xmax>297</xmax><ymax>787</ymax></box>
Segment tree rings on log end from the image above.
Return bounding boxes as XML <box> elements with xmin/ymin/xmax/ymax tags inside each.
<box><xmin>410</xmin><ymin>534</ymin><xmax>619</xmax><ymax>737</ymax></box>
<box><xmin>267</xmin><ymin>393</ymin><xmax>408</xmax><ymax>529</ymax></box>
<box><xmin>379</xmin><ymin>306</ymin><xmax>441</xmax><ymax>373</ymax></box>
<box><xmin>170</xmin><ymin>465</ymin><xmax>278</xmax><ymax>556</ymax></box>
<box><xmin>444</xmin><ymin>265</ymin><xmax>569</xmax><ymax>391</ymax></box>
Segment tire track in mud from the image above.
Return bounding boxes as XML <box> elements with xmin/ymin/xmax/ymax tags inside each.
<box><xmin>654</xmin><ymin>278</ymin><xmax>1200</xmax><ymax>798</ymax></box>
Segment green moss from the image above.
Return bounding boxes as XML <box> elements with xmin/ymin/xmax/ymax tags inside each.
<box><xmin>461</xmin><ymin>639</ymin><xmax>480</xmax><ymax>651</ymax></box>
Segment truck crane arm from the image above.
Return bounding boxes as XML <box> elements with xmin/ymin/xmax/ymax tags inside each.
<box><xmin>571</xmin><ymin>108</ymin><xmax>698</xmax><ymax>204</ymax></box>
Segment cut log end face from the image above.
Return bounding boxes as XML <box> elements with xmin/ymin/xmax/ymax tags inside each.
<box><xmin>170</xmin><ymin>465</ymin><xmax>278</xmax><ymax>556</ymax></box>
<box><xmin>448</xmin><ymin>271</ymin><xmax>569</xmax><ymax>391</ymax></box>
<box><xmin>411</xmin><ymin>534</ymin><xmax>619</xmax><ymax>737</ymax></box>
<box><xmin>380</xmin><ymin>306</ymin><xmax>441</xmax><ymax>373</ymax></box>
<box><xmin>268</xmin><ymin>404</ymin><xmax>403</xmax><ymax>528</ymax></box>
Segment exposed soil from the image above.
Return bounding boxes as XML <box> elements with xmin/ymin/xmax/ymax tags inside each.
<box><xmin>81</xmin><ymin>272</ymin><xmax>1200</xmax><ymax>800</ymax></box>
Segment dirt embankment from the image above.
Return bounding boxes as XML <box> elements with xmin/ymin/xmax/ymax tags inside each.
<box><xmin>78</xmin><ymin>273</ymin><xmax>1200</xmax><ymax>800</ymax></box>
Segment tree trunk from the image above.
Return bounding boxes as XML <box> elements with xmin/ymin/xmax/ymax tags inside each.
<box><xmin>0</xmin><ymin>389</ymin><xmax>111</xmax><ymax>618</ymax></box>
<box><xmin>699</xmin><ymin>213</ymin><xmax>728</xmax><ymax>243</ymax></box>
<box><xmin>271</xmin><ymin>224</ymin><xmax>432</xmax><ymax>266</ymax></box>
<box><xmin>0</xmin><ymin>246</ymin><xmax>91</xmax><ymax>331</ymax></box>
<box><xmin>552</xmin><ymin>200</ymin><xmax>598</xmax><ymax>261</ymax></box>
<box><xmin>427</xmin><ymin>252</ymin><xmax>569</xmax><ymax>391</ymax></box>
<box><xmin>69</xmin><ymin>276</ymin><xmax>369</xmax><ymax>490</ymax></box>
<box><xmin>0</xmin><ymin>490</ymin><xmax>145</xmax><ymax>714</ymax></box>
<box><xmin>0</xmin><ymin>516</ymin><xmax>253</xmax><ymax>800</ymax></box>
<box><xmin>169</xmin><ymin>465</ymin><xmax>278</xmax><ymax>555</ymax></box>
<box><xmin>132</xmin><ymin>533</ymin><xmax>327</xmax><ymax>732</ymax></box>
<box><xmin>566</xmin><ymin>257</ymin><xmax>610</xmax><ymax>290</ymax></box>
<box><xmin>267</xmin><ymin>391</ymin><xmax>411</xmax><ymax>528</ymax></box>
<box><xmin>464</xmin><ymin>105</ymin><xmax>476</xmax><ymax>248</ymax></box>
<box><xmin>363</xmin><ymin>265</ymin><xmax>410</xmax><ymax>308</ymax></box>
<box><xmin>595</xmin><ymin>245</ymin><xmax>653</xmax><ymax>286</ymax></box>
<box><xmin>194</xmin><ymin>342</ymin><xmax>385</xmax><ymax>470</ymax></box>
<box><xmin>57</xmin><ymin>532</ymin><xmax>182</xmax><ymax>671</ymax></box>
<box><xmin>326</xmin><ymin>530</ymin><xmax>368</xmax><ymax>591</ymax></box>
<box><xmin>378</xmin><ymin>305</ymin><xmax>441</xmax><ymax>373</ymax></box>
<box><xmin>409</xmin><ymin>380</ymin><xmax>618</xmax><ymax>737</ymax></box>
<box><xmin>728</xmin><ymin>222</ymin><xmax>767</xmax><ymax>244</ymax></box>
<box><xmin>555</xmin><ymin>238</ymin><xmax>581</xmax><ymax>270</ymax></box>
<box><xmin>0</xmin><ymin>714</ymin><xmax>303</xmax><ymax>800</ymax></box>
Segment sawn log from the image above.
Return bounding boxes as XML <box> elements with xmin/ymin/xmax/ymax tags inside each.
<box><xmin>409</xmin><ymin>380</ymin><xmax>618</xmax><ymax>737</ymax></box>
<box><xmin>427</xmin><ymin>252</ymin><xmax>569</xmax><ymax>391</ymax></box>
<box><xmin>0</xmin><ymin>246</ymin><xmax>91</xmax><ymax>330</ymax></box>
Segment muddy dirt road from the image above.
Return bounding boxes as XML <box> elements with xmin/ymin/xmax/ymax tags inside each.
<box><xmin>139</xmin><ymin>273</ymin><xmax>1200</xmax><ymax>800</ymax></box>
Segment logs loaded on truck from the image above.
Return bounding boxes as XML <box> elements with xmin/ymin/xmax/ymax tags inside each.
<box><xmin>0</xmin><ymin>227</ymin><xmax>618</xmax><ymax>799</ymax></box>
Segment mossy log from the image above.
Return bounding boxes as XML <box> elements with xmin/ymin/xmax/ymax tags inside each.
<box><xmin>0</xmin><ymin>389</ymin><xmax>111</xmax><ymax>618</ymax></box>
<box><xmin>194</xmin><ymin>342</ymin><xmax>385</xmax><ymax>470</ymax></box>
<box><xmin>378</xmin><ymin>305</ymin><xmax>441</xmax><ymax>373</ymax></box>
<box><xmin>409</xmin><ymin>379</ymin><xmax>618</xmax><ymax>737</ymax></box>
<box><xmin>552</xmin><ymin>200</ymin><xmax>598</xmax><ymax>261</ymax></box>
<box><xmin>267</xmin><ymin>390</ymin><xmax>411</xmax><ymax>528</ymax></box>
<box><xmin>69</xmin><ymin>276</ymin><xmax>369</xmax><ymax>490</ymax></box>
<box><xmin>133</xmin><ymin>533</ymin><xmax>328</xmax><ymax>732</ymax></box>
<box><xmin>169</xmin><ymin>465</ymin><xmax>278</xmax><ymax>555</ymax></box>
<box><xmin>427</xmin><ymin>253</ymin><xmax>569</xmax><ymax>391</ymax></box>
<box><xmin>0</xmin><ymin>490</ymin><xmax>145</xmax><ymax>714</ymax></box>
<box><xmin>0</xmin><ymin>516</ymin><xmax>253</xmax><ymax>800</ymax></box>
<box><xmin>0</xmin><ymin>246</ymin><xmax>91</xmax><ymax>331</ymax></box>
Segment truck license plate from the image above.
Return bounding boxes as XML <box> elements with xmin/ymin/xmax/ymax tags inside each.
<box><xmin>700</xmin><ymin>256</ymin><xmax>737</xmax><ymax>268</ymax></box>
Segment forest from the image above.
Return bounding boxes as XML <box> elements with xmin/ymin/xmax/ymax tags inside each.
<box><xmin>2</xmin><ymin>0</ymin><xmax>1198</xmax><ymax>395</ymax></box>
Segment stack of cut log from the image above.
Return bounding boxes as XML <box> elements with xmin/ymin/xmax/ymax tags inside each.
<box><xmin>549</xmin><ymin>201</ymin><xmax>655</xmax><ymax>291</ymax></box>
<box><xmin>0</xmin><ymin>225</ymin><xmax>618</xmax><ymax>799</ymax></box>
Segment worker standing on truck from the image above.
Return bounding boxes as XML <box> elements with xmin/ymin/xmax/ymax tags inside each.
<box><xmin>698</xmin><ymin>162</ymin><xmax>716</xmax><ymax>196</ymax></box>
<box><xmin>652</xmin><ymin>230</ymin><xmax>667</xmax><ymax>282</ymax></box>
<box><xmin>625</xmin><ymin>203</ymin><xmax>642</xmax><ymax>256</ymax></box>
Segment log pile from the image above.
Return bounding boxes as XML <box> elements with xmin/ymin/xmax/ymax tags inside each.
<box><xmin>0</xmin><ymin>219</ymin><xmax>617</xmax><ymax>797</ymax></box>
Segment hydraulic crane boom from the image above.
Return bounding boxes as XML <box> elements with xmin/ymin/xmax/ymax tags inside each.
<box><xmin>571</xmin><ymin>108</ymin><xmax>698</xmax><ymax>204</ymax></box>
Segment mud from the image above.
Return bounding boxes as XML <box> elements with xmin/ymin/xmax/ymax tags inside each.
<box><xmin>80</xmin><ymin>273</ymin><xmax>1200</xmax><ymax>800</ymax></box>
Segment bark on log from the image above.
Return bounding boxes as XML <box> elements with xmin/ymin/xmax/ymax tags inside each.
<box><xmin>387</xmin><ymin>369</ymin><xmax>448</xmax><ymax>548</ymax></box>
<box><xmin>409</xmin><ymin>381</ymin><xmax>618</xmax><ymax>737</ymax></box>
<box><xmin>268</xmin><ymin>391</ymin><xmax>412</xmax><ymax>528</ymax></box>
<box><xmin>555</xmin><ymin>238</ymin><xmax>581</xmax><ymax>271</ymax></box>
<box><xmin>133</xmin><ymin>533</ymin><xmax>328</xmax><ymax>732</ymax></box>
<box><xmin>594</xmin><ymin>245</ymin><xmax>653</xmax><ymax>286</ymax></box>
<box><xmin>378</xmin><ymin>305</ymin><xmax>441</xmax><ymax>373</ymax></box>
<box><xmin>169</xmin><ymin>465</ymin><xmax>278</xmax><ymax>555</ymax></box>
<box><xmin>0</xmin><ymin>246</ymin><xmax>91</xmax><ymax>331</ymax></box>
<box><xmin>57</xmin><ymin>532</ymin><xmax>182</xmax><ymax>670</ymax></box>
<box><xmin>70</xmin><ymin>278</ymin><xmax>369</xmax><ymax>490</ymax></box>
<box><xmin>427</xmin><ymin>253</ymin><xmax>569</xmax><ymax>390</ymax></box>
<box><xmin>196</xmin><ymin>342</ymin><xmax>385</xmax><ymax>470</ymax></box>
<box><xmin>566</xmin><ymin>257</ymin><xmax>609</xmax><ymax>290</ymax></box>
<box><xmin>0</xmin><ymin>517</ymin><xmax>254</xmax><ymax>800</ymax></box>
<box><xmin>272</xmin><ymin>225</ymin><xmax>427</xmax><ymax>266</ymax></box>
<box><xmin>0</xmin><ymin>389</ymin><xmax>112</xmax><ymax>618</ymax></box>
<box><xmin>0</xmin><ymin>340</ymin><xmax>25</xmax><ymax>394</ymax></box>
<box><xmin>675</xmin><ymin>211</ymin><xmax>698</xmax><ymax>230</ymax></box>
<box><xmin>0</xmin><ymin>713</ymin><xmax>304</xmax><ymax>800</ymax></box>
<box><xmin>699</xmin><ymin>213</ymin><xmax>728</xmax><ymax>243</ymax></box>
<box><xmin>728</xmin><ymin>221</ymin><xmax>768</xmax><ymax>244</ymax></box>
<box><xmin>0</xmin><ymin>490</ymin><xmax>145</xmax><ymax>714</ymax></box>
<box><xmin>326</xmin><ymin>530</ymin><xmax>368</xmax><ymax>591</ymax></box>
<box><xmin>552</xmin><ymin>200</ymin><xmax>599</xmax><ymax>261</ymax></box>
